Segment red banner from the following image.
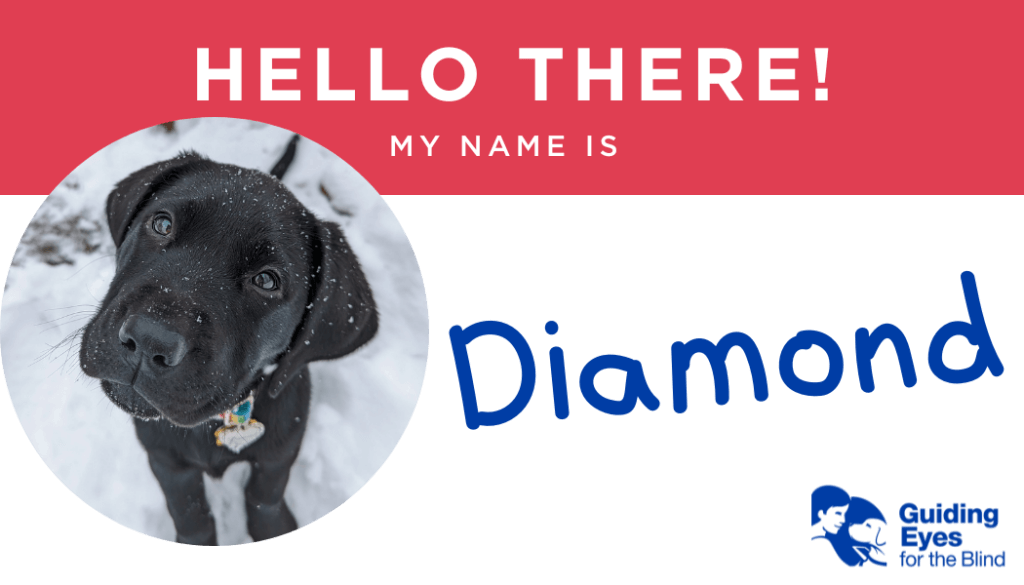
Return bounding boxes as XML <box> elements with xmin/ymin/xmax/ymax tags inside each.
<box><xmin>2</xmin><ymin>0</ymin><xmax>1021</xmax><ymax>194</ymax></box>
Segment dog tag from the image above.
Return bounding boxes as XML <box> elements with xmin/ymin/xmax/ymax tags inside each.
<box><xmin>214</xmin><ymin>419</ymin><xmax>266</xmax><ymax>453</ymax></box>
<box><xmin>212</xmin><ymin>394</ymin><xmax>265</xmax><ymax>453</ymax></box>
<box><xmin>217</xmin><ymin>395</ymin><xmax>255</xmax><ymax>426</ymax></box>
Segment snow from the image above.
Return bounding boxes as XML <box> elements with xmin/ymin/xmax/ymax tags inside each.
<box><xmin>0</xmin><ymin>118</ymin><xmax>428</xmax><ymax>545</ymax></box>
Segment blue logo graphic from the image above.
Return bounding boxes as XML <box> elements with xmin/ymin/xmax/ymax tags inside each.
<box><xmin>812</xmin><ymin>485</ymin><xmax>887</xmax><ymax>567</ymax></box>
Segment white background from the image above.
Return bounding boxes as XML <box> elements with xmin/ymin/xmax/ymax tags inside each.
<box><xmin>1</xmin><ymin>195</ymin><xmax>1022</xmax><ymax>583</ymax></box>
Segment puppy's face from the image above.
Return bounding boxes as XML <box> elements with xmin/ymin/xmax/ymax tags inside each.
<box><xmin>81</xmin><ymin>161</ymin><xmax>318</xmax><ymax>427</ymax></box>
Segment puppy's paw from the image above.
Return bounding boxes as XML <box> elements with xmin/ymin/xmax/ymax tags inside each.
<box><xmin>176</xmin><ymin>524</ymin><xmax>217</xmax><ymax>546</ymax></box>
<box><xmin>246</xmin><ymin>499</ymin><xmax>298</xmax><ymax>542</ymax></box>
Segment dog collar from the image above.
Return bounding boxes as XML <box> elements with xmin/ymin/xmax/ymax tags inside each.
<box><xmin>212</xmin><ymin>394</ymin><xmax>265</xmax><ymax>453</ymax></box>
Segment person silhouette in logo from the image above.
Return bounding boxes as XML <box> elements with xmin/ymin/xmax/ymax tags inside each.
<box><xmin>811</xmin><ymin>486</ymin><xmax>887</xmax><ymax>567</ymax></box>
<box><xmin>811</xmin><ymin>485</ymin><xmax>850</xmax><ymax>539</ymax></box>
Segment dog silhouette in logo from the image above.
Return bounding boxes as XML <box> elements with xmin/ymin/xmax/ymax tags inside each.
<box><xmin>811</xmin><ymin>486</ymin><xmax>887</xmax><ymax>566</ymax></box>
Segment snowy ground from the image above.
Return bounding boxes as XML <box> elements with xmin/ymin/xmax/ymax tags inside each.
<box><xmin>1</xmin><ymin>118</ymin><xmax>428</xmax><ymax>545</ymax></box>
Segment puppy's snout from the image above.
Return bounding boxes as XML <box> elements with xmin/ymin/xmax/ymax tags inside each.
<box><xmin>119</xmin><ymin>315</ymin><xmax>189</xmax><ymax>368</ymax></box>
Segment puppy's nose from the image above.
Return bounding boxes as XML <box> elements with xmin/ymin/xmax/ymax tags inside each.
<box><xmin>119</xmin><ymin>315</ymin><xmax>189</xmax><ymax>368</ymax></box>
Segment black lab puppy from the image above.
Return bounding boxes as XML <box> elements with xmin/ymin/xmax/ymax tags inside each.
<box><xmin>79</xmin><ymin>144</ymin><xmax>377</xmax><ymax>545</ymax></box>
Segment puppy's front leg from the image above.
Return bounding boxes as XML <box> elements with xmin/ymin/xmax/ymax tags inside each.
<box><xmin>245</xmin><ymin>454</ymin><xmax>299</xmax><ymax>541</ymax></box>
<box><xmin>147</xmin><ymin>450</ymin><xmax>217</xmax><ymax>546</ymax></box>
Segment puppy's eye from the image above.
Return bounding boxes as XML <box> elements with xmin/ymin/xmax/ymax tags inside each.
<box><xmin>152</xmin><ymin>214</ymin><xmax>173</xmax><ymax>236</ymax></box>
<box><xmin>252</xmin><ymin>272</ymin><xmax>278</xmax><ymax>291</ymax></box>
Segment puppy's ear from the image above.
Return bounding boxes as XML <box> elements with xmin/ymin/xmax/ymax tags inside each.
<box><xmin>106</xmin><ymin>152</ymin><xmax>207</xmax><ymax>247</ymax></box>
<box><xmin>263</xmin><ymin>220</ymin><xmax>378</xmax><ymax>399</ymax></box>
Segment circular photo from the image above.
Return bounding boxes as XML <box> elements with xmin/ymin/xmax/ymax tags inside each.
<box><xmin>1</xmin><ymin>118</ymin><xmax>428</xmax><ymax>545</ymax></box>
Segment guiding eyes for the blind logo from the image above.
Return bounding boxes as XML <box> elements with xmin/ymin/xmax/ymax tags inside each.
<box><xmin>812</xmin><ymin>485</ymin><xmax>888</xmax><ymax>567</ymax></box>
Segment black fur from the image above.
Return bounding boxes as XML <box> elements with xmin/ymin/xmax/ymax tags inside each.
<box><xmin>79</xmin><ymin>140</ymin><xmax>377</xmax><ymax>545</ymax></box>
